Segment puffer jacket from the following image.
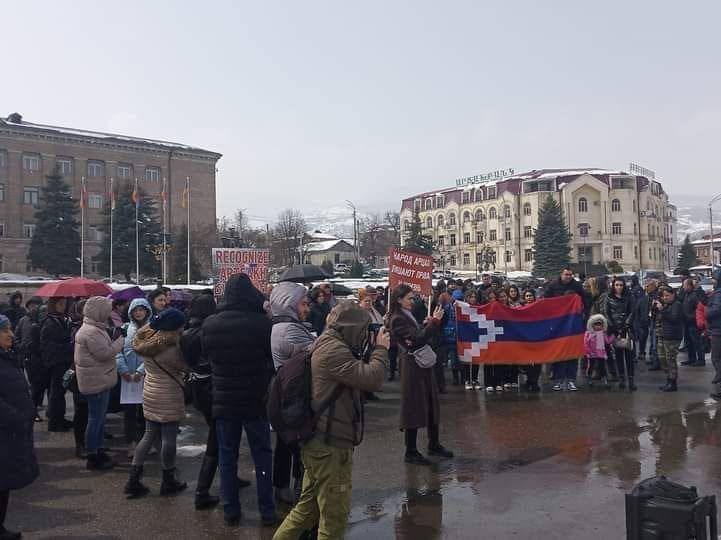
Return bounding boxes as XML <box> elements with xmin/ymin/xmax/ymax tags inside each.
<box><xmin>706</xmin><ymin>270</ymin><xmax>721</xmax><ymax>337</ymax></box>
<box><xmin>584</xmin><ymin>314</ymin><xmax>614</xmax><ymax>359</ymax></box>
<box><xmin>74</xmin><ymin>297</ymin><xmax>124</xmax><ymax>395</ymax></box>
<box><xmin>133</xmin><ymin>325</ymin><xmax>187</xmax><ymax>423</ymax></box>
<box><xmin>659</xmin><ymin>298</ymin><xmax>684</xmax><ymax>341</ymax></box>
<box><xmin>0</xmin><ymin>347</ymin><xmax>39</xmax><ymax>491</ymax></box>
<box><xmin>270</xmin><ymin>282</ymin><xmax>315</xmax><ymax>369</ymax></box>
<box><xmin>202</xmin><ymin>273</ymin><xmax>274</xmax><ymax>421</ymax></box>
<box><xmin>40</xmin><ymin>312</ymin><xmax>73</xmax><ymax>369</ymax></box>
<box><xmin>116</xmin><ymin>298</ymin><xmax>151</xmax><ymax>376</ymax></box>
<box><xmin>603</xmin><ymin>292</ymin><xmax>635</xmax><ymax>335</ymax></box>
<box><xmin>311</xmin><ymin>303</ymin><xmax>388</xmax><ymax>449</ymax></box>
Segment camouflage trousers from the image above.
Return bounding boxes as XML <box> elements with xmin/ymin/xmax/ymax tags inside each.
<box><xmin>658</xmin><ymin>339</ymin><xmax>680</xmax><ymax>381</ymax></box>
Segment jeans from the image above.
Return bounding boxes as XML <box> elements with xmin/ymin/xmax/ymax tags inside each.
<box><xmin>273</xmin><ymin>438</ymin><xmax>353</xmax><ymax>540</ymax></box>
<box><xmin>553</xmin><ymin>359</ymin><xmax>578</xmax><ymax>382</ymax></box>
<box><xmin>684</xmin><ymin>323</ymin><xmax>704</xmax><ymax>364</ymax></box>
<box><xmin>84</xmin><ymin>389</ymin><xmax>110</xmax><ymax>453</ymax></box>
<box><xmin>216</xmin><ymin>417</ymin><xmax>275</xmax><ymax>520</ymax></box>
<box><xmin>647</xmin><ymin>326</ymin><xmax>659</xmax><ymax>367</ymax></box>
<box><xmin>72</xmin><ymin>392</ymin><xmax>88</xmax><ymax>450</ymax></box>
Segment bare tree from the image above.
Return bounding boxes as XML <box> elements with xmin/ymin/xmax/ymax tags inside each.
<box><xmin>384</xmin><ymin>210</ymin><xmax>401</xmax><ymax>248</ymax></box>
<box><xmin>274</xmin><ymin>209</ymin><xmax>306</xmax><ymax>266</ymax></box>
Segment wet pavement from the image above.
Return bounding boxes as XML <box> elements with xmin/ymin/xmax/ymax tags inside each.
<box><xmin>9</xmin><ymin>352</ymin><xmax>721</xmax><ymax>539</ymax></box>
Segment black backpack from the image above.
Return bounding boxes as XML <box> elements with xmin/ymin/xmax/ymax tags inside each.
<box><xmin>266</xmin><ymin>347</ymin><xmax>344</xmax><ymax>446</ymax></box>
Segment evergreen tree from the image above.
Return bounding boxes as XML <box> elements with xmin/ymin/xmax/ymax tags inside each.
<box><xmin>28</xmin><ymin>169</ymin><xmax>81</xmax><ymax>276</ymax></box>
<box><xmin>168</xmin><ymin>223</ymin><xmax>203</xmax><ymax>283</ymax></box>
<box><xmin>96</xmin><ymin>182</ymin><xmax>162</xmax><ymax>282</ymax></box>
<box><xmin>677</xmin><ymin>234</ymin><xmax>698</xmax><ymax>271</ymax></box>
<box><xmin>403</xmin><ymin>210</ymin><xmax>435</xmax><ymax>255</ymax></box>
<box><xmin>532</xmin><ymin>195</ymin><xmax>572</xmax><ymax>279</ymax></box>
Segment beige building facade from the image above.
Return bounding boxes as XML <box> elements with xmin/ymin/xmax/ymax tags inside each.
<box><xmin>400</xmin><ymin>168</ymin><xmax>678</xmax><ymax>275</ymax></box>
<box><xmin>0</xmin><ymin>113</ymin><xmax>221</xmax><ymax>276</ymax></box>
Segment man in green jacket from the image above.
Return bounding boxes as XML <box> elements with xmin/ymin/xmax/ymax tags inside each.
<box><xmin>273</xmin><ymin>303</ymin><xmax>389</xmax><ymax>540</ymax></box>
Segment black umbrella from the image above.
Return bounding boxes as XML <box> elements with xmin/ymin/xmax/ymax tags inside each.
<box><xmin>278</xmin><ymin>264</ymin><xmax>332</xmax><ymax>283</ymax></box>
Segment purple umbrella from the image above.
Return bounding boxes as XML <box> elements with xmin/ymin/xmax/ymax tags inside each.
<box><xmin>110</xmin><ymin>286</ymin><xmax>146</xmax><ymax>302</ymax></box>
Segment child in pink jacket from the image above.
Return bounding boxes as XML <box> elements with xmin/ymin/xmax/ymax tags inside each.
<box><xmin>585</xmin><ymin>314</ymin><xmax>615</xmax><ymax>388</ymax></box>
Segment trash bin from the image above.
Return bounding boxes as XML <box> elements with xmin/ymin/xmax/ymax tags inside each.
<box><xmin>625</xmin><ymin>476</ymin><xmax>717</xmax><ymax>539</ymax></box>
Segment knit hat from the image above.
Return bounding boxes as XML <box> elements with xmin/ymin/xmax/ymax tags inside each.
<box><xmin>149</xmin><ymin>307</ymin><xmax>186</xmax><ymax>331</ymax></box>
<box><xmin>25</xmin><ymin>296</ymin><xmax>43</xmax><ymax>308</ymax></box>
<box><xmin>452</xmin><ymin>290</ymin><xmax>464</xmax><ymax>301</ymax></box>
<box><xmin>0</xmin><ymin>314</ymin><xmax>10</xmax><ymax>331</ymax></box>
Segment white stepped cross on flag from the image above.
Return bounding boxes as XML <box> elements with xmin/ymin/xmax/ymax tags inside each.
<box><xmin>457</xmin><ymin>301</ymin><xmax>504</xmax><ymax>363</ymax></box>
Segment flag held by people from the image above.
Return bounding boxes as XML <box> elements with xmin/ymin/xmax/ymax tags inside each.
<box><xmin>455</xmin><ymin>295</ymin><xmax>584</xmax><ymax>365</ymax></box>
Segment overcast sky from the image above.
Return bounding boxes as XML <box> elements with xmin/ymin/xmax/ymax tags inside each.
<box><xmin>3</xmin><ymin>1</ymin><xmax>720</xmax><ymax>224</ymax></box>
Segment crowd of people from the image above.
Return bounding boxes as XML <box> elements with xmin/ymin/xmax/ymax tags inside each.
<box><xmin>0</xmin><ymin>265</ymin><xmax>720</xmax><ymax>539</ymax></box>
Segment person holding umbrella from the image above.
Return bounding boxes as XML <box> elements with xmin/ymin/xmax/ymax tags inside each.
<box><xmin>40</xmin><ymin>297</ymin><xmax>74</xmax><ymax>432</ymax></box>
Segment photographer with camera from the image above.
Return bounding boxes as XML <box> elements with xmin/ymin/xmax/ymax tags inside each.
<box><xmin>273</xmin><ymin>303</ymin><xmax>389</xmax><ymax>540</ymax></box>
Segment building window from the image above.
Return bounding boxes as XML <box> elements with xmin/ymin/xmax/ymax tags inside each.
<box><xmin>489</xmin><ymin>230</ymin><xmax>497</xmax><ymax>241</ymax></box>
<box><xmin>144</xmin><ymin>167</ymin><xmax>160</xmax><ymax>182</ymax></box>
<box><xmin>22</xmin><ymin>154</ymin><xmax>41</xmax><ymax>171</ymax></box>
<box><xmin>611</xmin><ymin>199</ymin><xmax>621</xmax><ymax>212</ymax></box>
<box><xmin>23</xmin><ymin>223</ymin><xmax>36</xmax><ymax>238</ymax></box>
<box><xmin>524</xmin><ymin>249</ymin><xmax>534</xmax><ymax>262</ymax></box>
<box><xmin>437</xmin><ymin>214</ymin><xmax>444</xmax><ymax>227</ymax></box>
<box><xmin>462</xmin><ymin>191</ymin><xmax>470</xmax><ymax>204</ymax></box>
<box><xmin>476</xmin><ymin>231</ymin><xmax>484</xmax><ymax>244</ymax></box>
<box><xmin>612</xmin><ymin>222</ymin><xmax>622</xmax><ymax>235</ymax></box>
<box><xmin>578</xmin><ymin>223</ymin><xmax>589</xmax><ymax>237</ymax></box>
<box><xmin>425</xmin><ymin>198</ymin><xmax>433</xmax><ymax>211</ymax></box>
<box><xmin>23</xmin><ymin>187</ymin><xmax>39</xmax><ymax>206</ymax></box>
<box><xmin>88</xmin><ymin>161</ymin><xmax>104</xmax><ymax>177</ymax></box>
<box><xmin>633</xmin><ymin>223</ymin><xmax>637</xmax><ymax>235</ymax></box>
<box><xmin>88</xmin><ymin>194</ymin><xmax>104</xmax><ymax>209</ymax></box>
<box><xmin>436</xmin><ymin>195</ymin><xmax>445</xmax><ymax>207</ymax></box>
<box><xmin>489</xmin><ymin>207</ymin><xmax>497</xmax><ymax>220</ymax></box>
<box><xmin>449</xmin><ymin>255</ymin><xmax>457</xmax><ymax>266</ymax></box>
<box><xmin>0</xmin><ymin>222</ymin><xmax>4</xmax><ymax>237</ymax></box>
<box><xmin>634</xmin><ymin>245</ymin><xmax>638</xmax><ymax>259</ymax></box>
<box><xmin>505</xmin><ymin>250</ymin><xmax>512</xmax><ymax>263</ymax></box>
<box><xmin>0</xmin><ymin>254</ymin><xmax>3</xmax><ymax>272</ymax></box>
<box><xmin>487</xmin><ymin>187</ymin><xmax>496</xmax><ymax>199</ymax></box>
<box><xmin>653</xmin><ymin>247</ymin><xmax>657</xmax><ymax>259</ymax></box>
<box><xmin>117</xmin><ymin>164</ymin><xmax>132</xmax><ymax>178</ymax></box>
<box><xmin>403</xmin><ymin>220</ymin><xmax>411</xmax><ymax>231</ymax></box>
<box><xmin>450</xmin><ymin>234</ymin><xmax>456</xmax><ymax>247</ymax></box>
<box><xmin>633</xmin><ymin>200</ymin><xmax>637</xmax><ymax>212</ymax></box>
<box><xmin>649</xmin><ymin>247</ymin><xmax>653</xmax><ymax>260</ymax></box>
<box><xmin>578</xmin><ymin>246</ymin><xmax>592</xmax><ymax>262</ymax></box>
<box><xmin>613</xmin><ymin>245</ymin><xmax>623</xmax><ymax>259</ymax></box>
<box><xmin>475</xmin><ymin>209</ymin><xmax>485</xmax><ymax>222</ymax></box>
<box><xmin>56</xmin><ymin>158</ymin><xmax>73</xmax><ymax>176</ymax></box>
<box><xmin>448</xmin><ymin>213</ymin><xmax>456</xmax><ymax>226</ymax></box>
<box><xmin>0</xmin><ymin>150</ymin><xmax>6</xmax><ymax>168</ymax></box>
<box><xmin>504</xmin><ymin>205</ymin><xmax>511</xmax><ymax>219</ymax></box>
<box><xmin>438</xmin><ymin>235</ymin><xmax>445</xmax><ymax>247</ymax></box>
<box><xmin>463</xmin><ymin>253</ymin><xmax>470</xmax><ymax>266</ymax></box>
<box><xmin>88</xmin><ymin>226</ymin><xmax>103</xmax><ymax>242</ymax></box>
<box><xmin>463</xmin><ymin>211</ymin><xmax>471</xmax><ymax>223</ymax></box>
<box><xmin>463</xmin><ymin>232</ymin><xmax>471</xmax><ymax>244</ymax></box>
<box><xmin>413</xmin><ymin>200</ymin><xmax>421</xmax><ymax>213</ymax></box>
<box><xmin>578</xmin><ymin>197</ymin><xmax>588</xmax><ymax>213</ymax></box>
<box><xmin>0</xmin><ymin>183</ymin><xmax>4</xmax><ymax>202</ymax></box>
<box><xmin>426</xmin><ymin>217</ymin><xmax>433</xmax><ymax>229</ymax></box>
<box><xmin>524</xmin><ymin>225</ymin><xmax>533</xmax><ymax>238</ymax></box>
<box><xmin>474</xmin><ymin>189</ymin><xmax>483</xmax><ymax>202</ymax></box>
<box><xmin>523</xmin><ymin>202</ymin><xmax>532</xmax><ymax>216</ymax></box>
<box><xmin>505</xmin><ymin>228</ymin><xmax>511</xmax><ymax>241</ymax></box>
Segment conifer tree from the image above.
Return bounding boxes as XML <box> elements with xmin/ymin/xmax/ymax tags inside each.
<box><xmin>168</xmin><ymin>223</ymin><xmax>203</xmax><ymax>283</ymax></box>
<box><xmin>532</xmin><ymin>195</ymin><xmax>572</xmax><ymax>279</ymax></box>
<box><xmin>28</xmin><ymin>168</ymin><xmax>81</xmax><ymax>276</ymax></box>
<box><xmin>404</xmin><ymin>210</ymin><xmax>435</xmax><ymax>255</ymax></box>
<box><xmin>677</xmin><ymin>234</ymin><xmax>698</xmax><ymax>271</ymax></box>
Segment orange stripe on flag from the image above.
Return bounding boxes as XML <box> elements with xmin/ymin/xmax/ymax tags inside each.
<box><xmin>458</xmin><ymin>335</ymin><xmax>584</xmax><ymax>365</ymax></box>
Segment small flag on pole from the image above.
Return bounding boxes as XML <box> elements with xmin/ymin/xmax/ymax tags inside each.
<box><xmin>132</xmin><ymin>178</ymin><xmax>140</xmax><ymax>205</ymax></box>
<box><xmin>109</xmin><ymin>177</ymin><xmax>116</xmax><ymax>210</ymax></box>
<box><xmin>161</xmin><ymin>177</ymin><xmax>167</xmax><ymax>210</ymax></box>
<box><xmin>181</xmin><ymin>176</ymin><xmax>190</xmax><ymax>208</ymax></box>
<box><xmin>79</xmin><ymin>177</ymin><xmax>87</xmax><ymax>209</ymax></box>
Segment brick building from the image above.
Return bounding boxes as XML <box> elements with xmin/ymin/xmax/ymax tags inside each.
<box><xmin>0</xmin><ymin>112</ymin><xmax>221</xmax><ymax>276</ymax></box>
<box><xmin>400</xmin><ymin>168</ymin><xmax>678</xmax><ymax>275</ymax></box>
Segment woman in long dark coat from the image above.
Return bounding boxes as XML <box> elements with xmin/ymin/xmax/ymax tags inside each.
<box><xmin>0</xmin><ymin>314</ymin><xmax>39</xmax><ymax>539</ymax></box>
<box><xmin>388</xmin><ymin>285</ymin><xmax>454</xmax><ymax>466</ymax></box>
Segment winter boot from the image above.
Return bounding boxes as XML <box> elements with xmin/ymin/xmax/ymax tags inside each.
<box><xmin>124</xmin><ymin>465</ymin><xmax>150</xmax><ymax>498</ymax></box>
<box><xmin>618</xmin><ymin>377</ymin><xmax>626</xmax><ymax>390</ymax></box>
<box><xmin>628</xmin><ymin>377</ymin><xmax>637</xmax><ymax>391</ymax></box>
<box><xmin>160</xmin><ymin>468</ymin><xmax>187</xmax><ymax>495</ymax></box>
<box><xmin>195</xmin><ymin>455</ymin><xmax>220</xmax><ymax>510</ymax></box>
<box><xmin>660</xmin><ymin>380</ymin><xmax>678</xmax><ymax>392</ymax></box>
<box><xmin>86</xmin><ymin>451</ymin><xmax>113</xmax><ymax>471</ymax></box>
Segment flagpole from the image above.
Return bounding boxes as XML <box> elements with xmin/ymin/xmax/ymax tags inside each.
<box><xmin>80</xmin><ymin>176</ymin><xmax>85</xmax><ymax>278</ymax></box>
<box><xmin>135</xmin><ymin>178</ymin><xmax>140</xmax><ymax>284</ymax></box>
<box><xmin>186</xmin><ymin>176</ymin><xmax>191</xmax><ymax>286</ymax></box>
<box><xmin>162</xmin><ymin>177</ymin><xmax>167</xmax><ymax>285</ymax></box>
<box><xmin>109</xmin><ymin>177</ymin><xmax>114</xmax><ymax>282</ymax></box>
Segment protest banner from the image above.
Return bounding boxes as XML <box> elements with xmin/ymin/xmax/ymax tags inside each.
<box><xmin>388</xmin><ymin>248</ymin><xmax>433</xmax><ymax>297</ymax></box>
<box><xmin>212</xmin><ymin>248</ymin><xmax>269</xmax><ymax>300</ymax></box>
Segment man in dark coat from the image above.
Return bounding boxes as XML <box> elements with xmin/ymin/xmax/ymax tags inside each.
<box><xmin>0</xmin><ymin>314</ymin><xmax>39</xmax><ymax>539</ymax></box>
<box><xmin>707</xmin><ymin>269</ymin><xmax>721</xmax><ymax>399</ymax></box>
<box><xmin>201</xmin><ymin>274</ymin><xmax>278</xmax><ymax>527</ymax></box>
<box><xmin>2</xmin><ymin>292</ymin><xmax>26</xmax><ymax>331</ymax></box>
<box><xmin>40</xmin><ymin>297</ymin><xmax>74</xmax><ymax>432</ymax></box>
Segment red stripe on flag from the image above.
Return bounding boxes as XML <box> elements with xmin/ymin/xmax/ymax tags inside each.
<box><xmin>457</xmin><ymin>295</ymin><xmax>582</xmax><ymax>324</ymax></box>
<box><xmin>457</xmin><ymin>334</ymin><xmax>584</xmax><ymax>365</ymax></box>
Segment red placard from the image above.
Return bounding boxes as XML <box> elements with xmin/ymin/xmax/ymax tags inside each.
<box><xmin>388</xmin><ymin>248</ymin><xmax>433</xmax><ymax>297</ymax></box>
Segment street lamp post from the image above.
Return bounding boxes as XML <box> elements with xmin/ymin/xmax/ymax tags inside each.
<box><xmin>710</xmin><ymin>194</ymin><xmax>721</xmax><ymax>269</ymax></box>
<box><xmin>345</xmin><ymin>200</ymin><xmax>359</xmax><ymax>262</ymax></box>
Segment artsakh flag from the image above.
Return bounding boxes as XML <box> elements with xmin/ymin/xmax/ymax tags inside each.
<box><xmin>79</xmin><ymin>177</ymin><xmax>87</xmax><ymax>209</ymax></box>
<box><xmin>132</xmin><ymin>177</ymin><xmax>140</xmax><ymax>205</ymax></box>
<box><xmin>455</xmin><ymin>295</ymin><xmax>584</xmax><ymax>365</ymax></box>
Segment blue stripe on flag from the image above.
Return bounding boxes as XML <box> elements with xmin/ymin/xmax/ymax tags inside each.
<box><xmin>457</xmin><ymin>313</ymin><xmax>584</xmax><ymax>343</ymax></box>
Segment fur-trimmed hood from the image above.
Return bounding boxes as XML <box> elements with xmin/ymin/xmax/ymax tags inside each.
<box><xmin>587</xmin><ymin>313</ymin><xmax>609</xmax><ymax>332</ymax></box>
<box><xmin>133</xmin><ymin>324</ymin><xmax>179</xmax><ymax>357</ymax></box>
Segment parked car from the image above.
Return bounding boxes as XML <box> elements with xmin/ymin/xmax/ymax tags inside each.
<box><xmin>334</xmin><ymin>263</ymin><xmax>350</xmax><ymax>274</ymax></box>
<box><xmin>329</xmin><ymin>282</ymin><xmax>355</xmax><ymax>299</ymax></box>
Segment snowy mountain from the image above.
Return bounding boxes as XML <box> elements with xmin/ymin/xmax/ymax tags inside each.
<box><xmin>672</xmin><ymin>194</ymin><xmax>721</xmax><ymax>240</ymax></box>
<box><xmin>302</xmin><ymin>203</ymin><xmax>395</xmax><ymax>238</ymax></box>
